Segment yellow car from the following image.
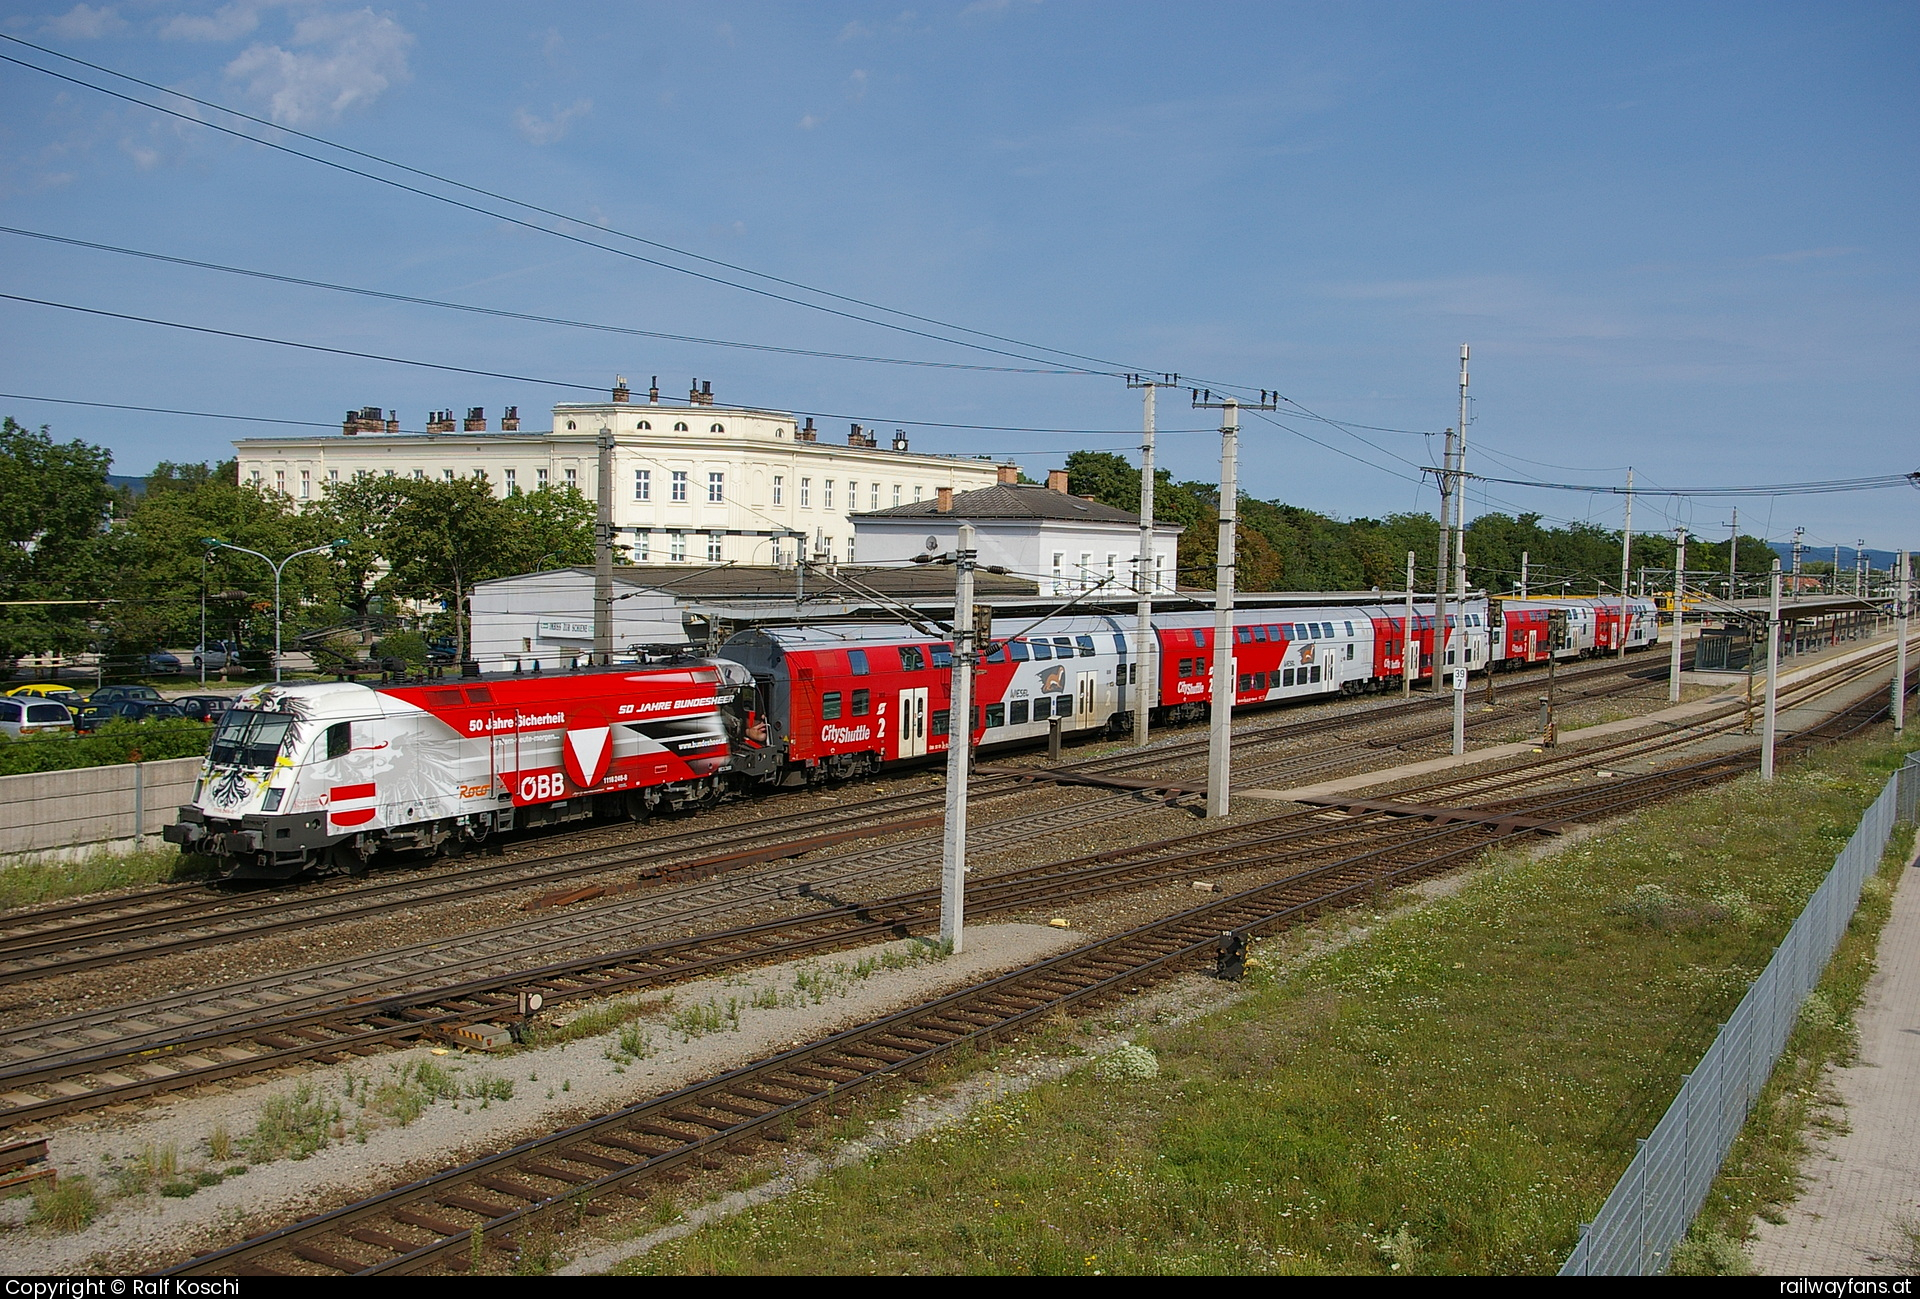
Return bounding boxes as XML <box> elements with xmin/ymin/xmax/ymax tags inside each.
<box><xmin>4</xmin><ymin>683</ymin><xmax>87</xmax><ymax>704</ymax></box>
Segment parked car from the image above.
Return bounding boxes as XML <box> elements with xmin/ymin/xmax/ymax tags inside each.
<box><xmin>193</xmin><ymin>641</ymin><xmax>241</xmax><ymax>671</ymax></box>
<box><xmin>4</xmin><ymin>683</ymin><xmax>87</xmax><ymax>705</ymax></box>
<box><xmin>173</xmin><ymin>695</ymin><xmax>235</xmax><ymax>723</ymax></box>
<box><xmin>0</xmin><ymin>696</ymin><xmax>74</xmax><ymax>737</ymax></box>
<box><xmin>144</xmin><ymin>651</ymin><xmax>183</xmax><ymax>676</ymax></box>
<box><xmin>89</xmin><ymin>685</ymin><xmax>164</xmax><ymax>706</ymax></box>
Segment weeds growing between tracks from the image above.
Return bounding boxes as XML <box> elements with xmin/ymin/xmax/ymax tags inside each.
<box><xmin>621</xmin><ymin>730</ymin><xmax>1918</xmax><ymax>1276</ymax></box>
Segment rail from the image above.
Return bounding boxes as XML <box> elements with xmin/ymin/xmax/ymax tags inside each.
<box><xmin>1559</xmin><ymin>751</ymin><xmax>1918</xmax><ymax>1275</ymax></box>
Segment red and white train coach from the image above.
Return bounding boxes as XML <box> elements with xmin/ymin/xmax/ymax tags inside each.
<box><xmin>166</xmin><ymin>661</ymin><xmax>753</xmax><ymax>878</ymax></box>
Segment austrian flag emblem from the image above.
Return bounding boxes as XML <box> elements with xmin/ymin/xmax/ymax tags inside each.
<box><xmin>328</xmin><ymin>782</ymin><xmax>378</xmax><ymax>828</ymax></box>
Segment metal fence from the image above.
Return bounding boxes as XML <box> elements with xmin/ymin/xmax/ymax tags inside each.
<box><xmin>1560</xmin><ymin>753</ymin><xmax>1919</xmax><ymax>1275</ymax></box>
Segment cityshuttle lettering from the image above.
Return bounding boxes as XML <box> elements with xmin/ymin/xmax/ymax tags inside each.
<box><xmin>821</xmin><ymin>723</ymin><xmax>874</xmax><ymax>744</ymax></box>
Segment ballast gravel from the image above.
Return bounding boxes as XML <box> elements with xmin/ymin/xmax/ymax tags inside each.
<box><xmin>5</xmin><ymin>922</ymin><xmax>1080</xmax><ymax>1275</ymax></box>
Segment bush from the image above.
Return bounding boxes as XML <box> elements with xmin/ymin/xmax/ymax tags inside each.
<box><xmin>0</xmin><ymin>717</ymin><xmax>212</xmax><ymax>776</ymax></box>
<box><xmin>374</xmin><ymin>631</ymin><xmax>429</xmax><ymax>670</ymax></box>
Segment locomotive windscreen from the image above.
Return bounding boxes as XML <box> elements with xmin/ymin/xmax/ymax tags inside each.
<box><xmin>209</xmin><ymin>709</ymin><xmax>295</xmax><ymax>769</ymax></box>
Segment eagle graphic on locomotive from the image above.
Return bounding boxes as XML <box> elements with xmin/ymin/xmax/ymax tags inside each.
<box><xmin>167</xmin><ymin>594</ymin><xmax>1656</xmax><ymax>879</ymax></box>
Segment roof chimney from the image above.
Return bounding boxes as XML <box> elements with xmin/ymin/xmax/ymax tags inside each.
<box><xmin>464</xmin><ymin>406</ymin><xmax>487</xmax><ymax>432</ymax></box>
<box><xmin>1045</xmin><ymin>468</ymin><xmax>1070</xmax><ymax>494</ymax></box>
<box><xmin>384</xmin><ymin>412</ymin><xmax>399</xmax><ymax>434</ymax></box>
<box><xmin>936</xmin><ymin>486</ymin><xmax>954</xmax><ymax>513</ymax></box>
<box><xmin>891</xmin><ymin>429</ymin><xmax>910</xmax><ymax>452</ymax></box>
<box><xmin>612</xmin><ymin>375</ymin><xmax>630</xmax><ymax>403</ymax></box>
<box><xmin>848</xmin><ymin>422</ymin><xmax>877</xmax><ymax>448</ymax></box>
<box><xmin>795</xmin><ymin>417</ymin><xmax>817</xmax><ymax>442</ymax></box>
<box><xmin>689</xmin><ymin>378</ymin><xmax>701</xmax><ymax>404</ymax></box>
<box><xmin>501</xmin><ymin>405</ymin><xmax>519</xmax><ymax>432</ymax></box>
<box><xmin>996</xmin><ymin>463</ymin><xmax>1019</xmax><ymax>485</ymax></box>
<box><xmin>648</xmin><ymin>376</ymin><xmax>659</xmax><ymax>404</ymax></box>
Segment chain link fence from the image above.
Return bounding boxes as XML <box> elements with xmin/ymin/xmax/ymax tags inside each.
<box><xmin>1560</xmin><ymin>752</ymin><xmax>1919</xmax><ymax>1275</ymax></box>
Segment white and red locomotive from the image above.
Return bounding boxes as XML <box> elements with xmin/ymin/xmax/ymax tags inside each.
<box><xmin>169</xmin><ymin>594</ymin><xmax>1657</xmax><ymax>878</ymax></box>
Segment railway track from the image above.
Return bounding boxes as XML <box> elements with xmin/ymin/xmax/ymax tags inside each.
<box><xmin>0</xmin><ymin>649</ymin><xmax>1660</xmax><ymax>980</ymax></box>
<box><xmin>161</xmin><ymin>662</ymin><xmax>1905</xmax><ymax>1276</ymax></box>
<box><xmin>1</xmin><ymin>652</ymin><xmax>1895</xmax><ymax>1132</ymax></box>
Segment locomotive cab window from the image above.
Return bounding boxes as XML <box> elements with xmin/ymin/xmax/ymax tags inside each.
<box><xmin>821</xmin><ymin>691</ymin><xmax>843</xmax><ymax>720</ymax></box>
<box><xmin>851</xmin><ymin>688</ymin><xmax>870</xmax><ymax>716</ymax></box>
<box><xmin>325</xmin><ymin>722</ymin><xmax>352</xmax><ymax>760</ymax></box>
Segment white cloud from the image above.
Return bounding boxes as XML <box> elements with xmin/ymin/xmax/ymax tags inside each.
<box><xmin>1758</xmin><ymin>247</ymin><xmax>1863</xmax><ymax>264</ymax></box>
<box><xmin>836</xmin><ymin>20</ymin><xmax>871</xmax><ymax>41</ymax></box>
<box><xmin>959</xmin><ymin>0</ymin><xmax>1039</xmax><ymax>17</ymax></box>
<box><xmin>224</xmin><ymin>7</ymin><xmax>413</xmax><ymax>125</ymax></box>
<box><xmin>40</xmin><ymin>4</ymin><xmax>127</xmax><ymax>38</ymax></box>
<box><xmin>846</xmin><ymin>68</ymin><xmax>867</xmax><ymax>100</ymax></box>
<box><xmin>797</xmin><ymin>113</ymin><xmax>822</xmax><ymax>130</ymax></box>
<box><xmin>160</xmin><ymin>2</ymin><xmax>264</xmax><ymax>42</ymax></box>
<box><xmin>513</xmin><ymin>98</ymin><xmax>591</xmax><ymax>146</ymax></box>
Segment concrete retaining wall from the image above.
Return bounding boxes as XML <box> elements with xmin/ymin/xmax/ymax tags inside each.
<box><xmin>0</xmin><ymin>757</ymin><xmax>202</xmax><ymax>861</ymax></box>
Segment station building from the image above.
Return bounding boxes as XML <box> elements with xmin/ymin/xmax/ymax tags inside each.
<box><xmin>231</xmin><ymin>378</ymin><xmax>1009</xmax><ymax>569</ymax></box>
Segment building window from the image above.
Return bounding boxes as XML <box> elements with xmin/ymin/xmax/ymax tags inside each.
<box><xmin>846</xmin><ymin>535</ymin><xmax>855</xmax><ymax>563</ymax></box>
<box><xmin>846</xmin><ymin>481</ymin><xmax>857</xmax><ymax>511</ymax></box>
<box><xmin>1079</xmin><ymin>553</ymin><xmax>1092</xmax><ymax>589</ymax></box>
<box><xmin>536</xmin><ymin>468</ymin><xmax>549</xmax><ymax>489</ymax></box>
<box><xmin>674</xmin><ymin>421</ymin><xmax>688</xmax><ymax>432</ymax></box>
<box><xmin>800</xmin><ymin>478</ymin><xmax>811</xmax><ymax>508</ymax></box>
<box><xmin>328</xmin><ymin>469</ymin><xmax>339</xmax><ymax>484</ymax></box>
<box><xmin>772</xmin><ymin>475</ymin><xmax>784</xmax><ymax>505</ymax></box>
<box><xmin>565</xmin><ymin>467</ymin><xmax>578</xmax><ymax>489</ymax></box>
<box><xmin>637</xmin><ymin>420</ymin><xmax>651</xmax><ymax>430</ymax></box>
<box><xmin>1106</xmin><ymin>554</ymin><xmax>1117</xmax><ymax>583</ymax></box>
<box><xmin>913</xmin><ymin>485</ymin><xmax>923</xmax><ymax>502</ymax></box>
<box><xmin>823</xmin><ymin>479</ymin><xmax>834</xmax><ymax>510</ymax></box>
<box><xmin>670</xmin><ymin>532</ymin><xmax>686</xmax><ymax>563</ymax></box>
<box><xmin>634</xmin><ymin>469</ymin><xmax>650</xmax><ymax>501</ymax></box>
<box><xmin>707</xmin><ymin>533</ymin><xmax>723</xmax><ymax>562</ymax></box>
<box><xmin>635</xmin><ymin>532</ymin><xmax>650</xmax><ymax>562</ymax></box>
<box><xmin>444</xmin><ymin>468</ymin><xmax>456</xmax><ymax>482</ymax></box>
<box><xmin>671</xmin><ymin>470</ymin><xmax>688</xmax><ymax>502</ymax></box>
<box><xmin>892</xmin><ymin>484</ymin><xmax>901</xmax><ymax>507</ymax></box>
<box><xmin>566</xmin><ymin>420</ymin><xmax>576</xmax><ymax>430</ymax></box>
<box><xmin>299</xmin><ymin>470</ymin><xmax>311</xmax><ymax>499</ymax></box>
<box><xmin>1154</xmin><ymin>554</ymin><xmax>1165</xmax><ymax>590</ymax></box>
<box><xmin>273</xmin><ymin>470</ymin><xmax>285</xmax><ymax>494</ymax></box>
<box><xmin>412</xmin><ymin>468</ymin><xmax>425</xmax><ymax>480</ymax></box>
<box><xmin>710</xmin><ymin>423</ymin><xmax>725</xmax><ymax>433</ymax></box>
<box><xmin>1052</xmin><ymin>552</ymin><xmax>1064</xmax><ymax>593</ymax></box>
<box><xmin>505</xmin><ymin>468</ymin><xmax>517</xmax><ymax>493</ymax></box>
<box><xmin>708</xmin><ymin>471</ymin><xmax>724</xmax><ymax>503</ymax></box>
<box><xmin>814</xmin><ymin>526</ymin><xmax>824</xmax><ymax>556</ymax></box>
<box><xmin>869</xmin><ymin>483</ymin><xmax>879</xmax><ymax>510</ymax></box>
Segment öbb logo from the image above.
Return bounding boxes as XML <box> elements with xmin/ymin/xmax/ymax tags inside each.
<box><xmin>519</xmin><ymin>771</ymin><xmax>568</xmax><ymax>801</ymax></box>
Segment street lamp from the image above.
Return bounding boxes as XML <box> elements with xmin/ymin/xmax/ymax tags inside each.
<box><xmin>204</xmin><ymin>538</ymin><xmax>347</xmax><ymax>682</ymax></box>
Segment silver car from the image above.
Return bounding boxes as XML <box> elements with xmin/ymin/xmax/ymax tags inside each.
<box><xmin>0</xmin><ymin>697</ymin><xmax>74</xmax><ymax>737</ymax></box>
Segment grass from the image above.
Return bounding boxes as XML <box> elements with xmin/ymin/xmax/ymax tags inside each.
<box><xmin>29</xmin><ymin>1176</ymin><xmax>100</xmax><ymax>1233</ymax></box>
<box><xmin>0</xmin><ymin>846</ymin><xmax>212</xmax><ymax>911</ymax></box>
<box><xmin>620</xmin><ymin>730</ymin><xmax>1917</xmax><ymax>1276</ymax></box>
<box><xmin>1672</xmin><ymin>813</ymin><xmax>1915</xmax><ymax>1272</ymax></box>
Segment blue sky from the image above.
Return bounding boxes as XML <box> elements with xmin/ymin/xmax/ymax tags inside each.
<box><xmin>2</xmin><ymin>1</ymin><xmax>1915</xmax><ymax>554</ymax></box>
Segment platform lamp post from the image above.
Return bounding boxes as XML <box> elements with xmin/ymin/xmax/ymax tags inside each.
<box><xmin>1761</xmin><ymin>558</ymin><xmax>1782</xmax><ymax>781</ymax></box>
<box><xmin>204</xmin><ymin>538</ymin><xmax>347</xmax><ymax>682</ymax></box>
<box><xmin>1669</xmin><ymin>529</ymin><xmax>1687</xmax><ymax>704</ymax></box>
<box><xmin>940</xmin><ymin>522</ymin><xmax>979</xmax><ymax>953</ymax></box>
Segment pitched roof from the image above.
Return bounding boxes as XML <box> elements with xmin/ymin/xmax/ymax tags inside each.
<box><xmin>481</xmin><ymin>565</ymin><xmax>1036</xmax><ymax>599</ymax></box>
<box><xmin>854</xmin><ymin>482</ymin><xmax>1148</xmax><ymax>525</ymax></box>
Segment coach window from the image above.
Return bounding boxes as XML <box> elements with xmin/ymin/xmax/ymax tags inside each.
<box><xmin>1054</xmin><ymin>637</ymin><xmax>1075</xmax><ymax>657</ymax></box>
<box><xmin>985</xmin><ymin>643</ymin><xmax>1005</xmax><ymax>663</ymax></box>
<box><xmin>851</xmin><ymin>688</ymin><xmax>870</xmax><ymax>716</ymax></box>
<box><xmin>1346</xmin><ymin>621</ymin><xmax>1356</xmax><ymax>636</ymax></box>
<box><xmin>1310</xmin><ymin>665</ymin><xmax>1322</xmax><ymax>682</ymax></box>
<box><xmin>897</xmin><ymin>646</ymin><xmax>926</xmax><ymax>671</ymax></box>
<box><xmin>930</xmin><ymin>644</ymin><xmax>953</xmax><ymax>669</ymax></box>
<box><xmin>1178</xmin><ymin>658</ymin><xmax>1194</xmax><ymax>677</ymax></box>
<box><xmin>1347</xmin><ymin>645</ymin><xmax>1356</xmax><ymax>660</ymax></box>
<box><xmin>931</xmin><ymin>710</ymin><xmax>950</xmax><ymax>737</ymax></box>
<box><xmin>985</xmin><ymin>702</ymin><xmax>1005</xmax><ymax>728</ymax></box>
<box><xmin>325</xmin><ymin>722</ymin><xmax>351</xmax><ymax>760</ymax></box>
<box><xmin>1254</xmin><ymin>672</ymin><xmax>1267</xmax><ymax>690</ymax></box>
<box><xmin>1251</xmin><ymin>626</ymin><xmax>1267</xmax><ymax>643</ymax></box>
<box><xmin>1236</xmin><ymin>626</ymin><xmax>1252</xmax><ymax>644</ymax></box>
<box><xmin>848</xmin><ymin>649</ymin><xmax>870</xmax><ymax>675</ymax></box>
<box><xmin>1029</xmin><ymin>640</ymin><xmax>1052</xmax><ymax>660</ymax></box>
<box><xmin>1238</xmin><ymin>673</ymin><xmax>1252</xmax><ymax>692</ymax></box>
<box><xmin>1008</xmin><ymin>641</ymin><xmax>1031</xmax><ymax>662</ymax></box>
<box><xmin>1283</xmin><ymin>668</ymin><xmax>1295</xmax><ymax>687</ymax></box>
<box><xmin>1193</xmin><ymin>628</ymin><xmax>1208</xmax><ymax>648</ymax></box>
<box><xmin>821</xmin><ymin>691</ymin><xmax>842</xmax><ymax>720</ymax></box>
<box><xmin>1075</xmin><ymin>636</ymin><xmax>1095</xmax><ymax>657</ymax></box>
<box><xmin>1008</xmin><ymin>699</ymin><xmax>1030</xmax><ymax>725</ymax></box>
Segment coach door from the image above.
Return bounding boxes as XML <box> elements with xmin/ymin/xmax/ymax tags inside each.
<box><xmin>1075</xmin><ymin>672</ymin><xmax>1097</xmax><ymax>727</ymax></box>
<box><xmin>897</xmin><ymin>687</ymin><xmax>928</xmax><ymax>758</ymax></box>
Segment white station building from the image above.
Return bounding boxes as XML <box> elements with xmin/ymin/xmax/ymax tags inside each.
<box><xmin>232</xmin><ymin>378</ymin><xmax>1009</xmax><ymax>568</ymax></box>
<box><xmin>851</xmin><ymin>470</ymin><xmax>1183</xmax><ymax>596</ymax></box>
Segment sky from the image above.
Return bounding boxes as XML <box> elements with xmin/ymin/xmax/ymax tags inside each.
<box><xmin>1</xmin><ymin>0</ymin><xmax>1915</xmax><ymax>555</ymax></box>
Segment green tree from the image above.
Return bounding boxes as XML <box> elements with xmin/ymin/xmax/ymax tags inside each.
<box><xmin>499</xmin><ymin>483</ymin><xmax>598</xmax><ymax>572</ymax></box>
<box><xmin>309</xmin><ymin>473</ymin><xmax>410</xmax><ymax>623</ymax></box>
<box><xmin>0</xmin><ymin>418</ymin><xmax>114</xmax><ymax>660</ymax></box>
<box><xmin>376</xmin><ymin>476</ymin><xmax>517</xmax><ymax>660</ymax></box>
